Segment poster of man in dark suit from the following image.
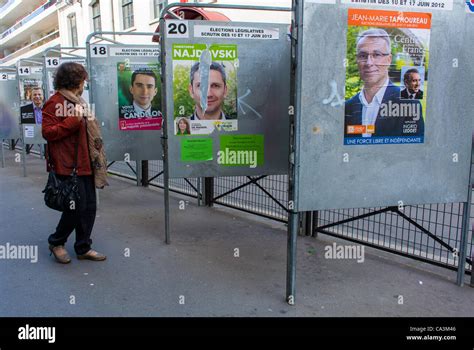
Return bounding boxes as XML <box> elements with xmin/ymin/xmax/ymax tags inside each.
<box><xmin>400</xmin><ymin>68</ymin><xmax>424</xmax><ymax>100</ymax></box>
<box><xmin>20</xmin><ymin>86</ymin><xmax>44</xmax><ymax>124</ymax></box>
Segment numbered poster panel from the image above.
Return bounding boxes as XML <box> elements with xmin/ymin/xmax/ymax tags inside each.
<box><xmin>44</xmin><ymin>57</ymin><xmax>89</xmax><ymax>102</ymax></box>
<box><xmin>18</xmin><ymin>66</ymin><xmax>43</xmax><ymax>125</ymax></box>
<box><xmin>0</xmin><ymin>71</ymin><xmax>20</xmax><ymax>140</ymax></box>
<box><xmin>164</xmin><ymin>20</ymin><xmax>290</xmax><ymax>178</ymax></box>
<box><xmin>88</xmin><ymin>45</ymin><xmax>163</xmax><ymax>161</ymax></box>
<box><xmin>293</xmin><ymin>1</ymin><xmax>474</xmax><ymax>211</ymax></box>
<box><xmin>17</xmin><ymin>63</ymin><xmax>45</xmax><ymax>144</ymax></box>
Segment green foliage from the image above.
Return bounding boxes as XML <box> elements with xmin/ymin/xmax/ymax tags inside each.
<box><xmin>173</xmin><ymin>64</ymin><xmax>194</xmax><ymax>118</ymax></box>
<box><xmin>224</xmin><ymin>67</ymin><xmax>237</xmax><ymax>119</ymax></box>
<box><xmin>345</xmin><ymin>26</ymin><xmax>363</xmax><ymax>100</ymax></box>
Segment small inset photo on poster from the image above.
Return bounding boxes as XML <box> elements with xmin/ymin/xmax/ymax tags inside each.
<box><xmin>400</xmin><ymin>66</ymin><xmax>425</xmax><ymax>101</ymax></box>
<box><xmin>175</xmin><ymin>117</ymin><xmax>191</xmax><ymax>136</ymax></box>
<box><xmin>19</xmin><ymin>79</ymin><xmax>43</xmax><ymax>125</ymax></box>
<box><xmin>117</xmin><ymin>62</ymin><xmax>163</xmax><ymax>131</ymax></box>
<box><xmin>344</xmin><ymin>9</ymin><xmax>430</xmax><ymax>145</ymax></box>
<box><xmin>172</xmin><ymin>43</ymin><xmax>238</xmax><ymax>136</ymax></box>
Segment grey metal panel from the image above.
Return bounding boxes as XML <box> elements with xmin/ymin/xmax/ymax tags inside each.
<box><xmin>21</xmin><ymin>124</ymin><xmax>45</xmax><ymax>145</ymax></box>
<box><xmin>294</xmin><ymin>2</ymin><xmax>473</xmax><ymax>211</ymax></box>
<box><xmin>89</xmin><ymin>45</ymin><xmax>163</xmax><ymax>162</ymax></box>
<box><xmin>0</xmin><ymin>71</ymin><xmax>20</xmax><ymax>140</ymax></box>
<box><xmin>164</xmin><ymin>21</ymin><xmax>290</xmax><ymax>178</ymax></box>
<box><xmin>17</xmin><ymin>63</ymin><xmax>46</xmax><ymax>145</ymax></box>
<box><xmin>44</xmin><ymin>57</ymin><xmax>87</xmax><ymax>100</ymax></box>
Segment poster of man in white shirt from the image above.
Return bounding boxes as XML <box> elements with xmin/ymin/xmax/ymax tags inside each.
<box><xmin>117</xmin><ymin>64</ymin><xmax>163</xmax><ymax>131</ymax></box>
<box><xmin>172</xmin><ymin>43</ymin><xmax>238</xmax><ymax>136</ymax></box>
<box><xmin>344</xmin><ymin>10</ymin><xmax>429</xmax><ymax>145</ymax></box>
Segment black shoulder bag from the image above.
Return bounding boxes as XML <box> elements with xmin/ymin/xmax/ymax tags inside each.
<box><xmin>42</xmin><ymin>136</ymin><xmax>80</xmax><ymax>212</ymax></box>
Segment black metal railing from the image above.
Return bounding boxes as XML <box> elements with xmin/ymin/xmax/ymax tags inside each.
<box><xmin>9</xmin><ymin>145</ymin><xmax>472</xmax><ymax>275</ymax></box>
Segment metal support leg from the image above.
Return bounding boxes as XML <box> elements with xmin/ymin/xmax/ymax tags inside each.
<box><xmin>304</xmin><ymin>211</ymin><xmax>313</xmax><ymax>236</ymax></box>
<box><xmin>40</xmin><ymin>144</ymin><xmax>45</xmax><ymax>160</ymax></box>
<box><xmin>164</xmin><ymin>163</ymin><xmax>170</xmax><ymax>245</ymax></box>
<box><xmin>135</xmin><ymin>160</ymin><xmax>142</xmax><ymax>186</ymax></box>
<box><xmin>457</xmin><ymin>189</ymin><xmax>472</xmax><ymax>286</ymax></box>
<box><xmin>22</xmin><ymin>141</ymin><xmax>27</xmax><ymax>177</ymax></box>
<box><xmin>458</xmin><ymin>148</ymin><xmax>473</xmax><ymax>286</ymax></box>
<box><xmin>197</xmin><ymin>178</ymin><xmax>202</xmax><ymax>206</ymax></box>
<box><xmin>204</xmin><ymin>177</ymin><xmax>214</xmax><ymax>207</ymax></box>
<box><xmin>1</xmin><ymin>140</ymin><xmax>5</xmax><ymax>168</ymax></box>
<box><xmin>471</xmin><ymin>212</ymin><xmax>474</xmax><ymax>287</ymax></box>
<box><xmin>141</xmin><ymin>160</ymin><xmax>149</xmax><ymax>187</ymax></box>
<box><xmin>287</xmin><ymin>211</ymin><xmax>298</xmax><ymax>305</ymax></box>
<box><xmin>312</xmin><ymin>211</ymin><xmax>319</xmax><ymax>238</ymax></box>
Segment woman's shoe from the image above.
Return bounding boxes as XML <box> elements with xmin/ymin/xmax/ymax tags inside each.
<box><xmin>77</xmin><ymin>249</ymin><xmax>106</xmax><ymax>261</ymax></box>
<box><xmin>49</xmin><ymin>245</ymin><xmax>71</xmax><ymax>264</ymax></box>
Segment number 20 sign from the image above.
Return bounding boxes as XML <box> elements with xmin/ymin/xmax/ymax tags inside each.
<box><xmin>166</xmin><ymin>20</ymin><xmax>189</xmax><ymax>38</ymax></box>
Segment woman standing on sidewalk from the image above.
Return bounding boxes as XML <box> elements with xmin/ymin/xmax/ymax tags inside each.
<box><xmin>42</xmin><ymin>62</ymin><xmax>108</xmax><ymax>264</ymax></box>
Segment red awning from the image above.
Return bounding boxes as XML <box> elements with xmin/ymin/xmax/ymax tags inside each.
<box><xmin>152</xmin><ymin>6</ymin><xmax>230</xmax><ymax>42</ymax></box>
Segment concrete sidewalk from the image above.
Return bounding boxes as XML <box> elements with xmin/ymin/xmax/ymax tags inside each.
<box><xmin>0</xmin><ymin>149</ymin><xmax>473</xmax><ymax>317</ymax></box>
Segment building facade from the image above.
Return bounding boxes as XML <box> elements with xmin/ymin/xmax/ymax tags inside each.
<box><xmin>0</xmin><ymin>0</ymin><xmax>290</xmax><ymax>67</ymax></box>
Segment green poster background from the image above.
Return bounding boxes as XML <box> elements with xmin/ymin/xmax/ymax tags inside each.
<box><xmin>219</xmin><ymin>135</ymin><xmax>264</xmax><ymax>166</ymax></box>
<box><xmin>181</xmin><ymin>138</ymin><xmax>213</xmax><ymax>161</ymax></box>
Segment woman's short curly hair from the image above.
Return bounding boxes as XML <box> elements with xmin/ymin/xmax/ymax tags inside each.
<box><xmin>53</xmin><ymin>62</ymin><xmax>88</xmax><ymax>90</ymax></box>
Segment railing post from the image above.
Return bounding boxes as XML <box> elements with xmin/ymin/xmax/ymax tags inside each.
<box><xmin>312</xmin><ymin>211</ymin><xmax>319</xmax><ymax>238</ymax></box>
<box><xmin>204</xmin><ymin>177</ymin><xmax>214</xmax><ymax>207</ymax></box>
<box><xmin>135</xmin><ymin>160</ymin><xmax>141</xmax><ymax>187</ymax></box>
<box><xmin>141</xmin><ymin>160</ymin><xmax>149</xmax><ymax>187</ymax></box>
<box><xmin>304</xmin><ymin>211</ymin><xmax>313</xmax><ymax>236</ymax></box>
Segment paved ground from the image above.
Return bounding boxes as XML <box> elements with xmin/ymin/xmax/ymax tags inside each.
<box><xmin>0</xmin><ymin>149</ymin><xmax>473</xmax><ymax>317</ymax></box>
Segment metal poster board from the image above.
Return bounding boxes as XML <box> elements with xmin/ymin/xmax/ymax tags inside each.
<box><xmin>43</xmin><ymin>48</ymin><xmax>88</xmax><ymax>101</ymax></box>
<box><xmin>0</xmin><ymin>69</ymin><xmax>20</xmax><ymax>140</ymax></box>
<box><xmin>292</xmin><ymin>0</ymin><xmax>474</xmax><ymax>212</ymax></box>
<box><xmin>158</xmin><ymin>1</ymin><xmax>293</xmax><ymax>302</ymax></box>
<box><xmin>87</xmin><ymin>36</ymin><xmax>163</xmax><ymax>162</ymax></box>
<box><xmin>162</xmin><ymin>20</ymin><xmax>290</xmax><ymax>178</ymax></box>
<box><xmin>17</xmin><ymin>59</ymin><xmax>46</xmax><ymax>145</ymax></box>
